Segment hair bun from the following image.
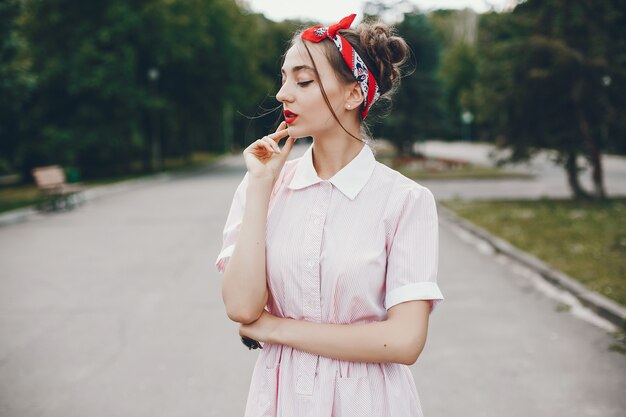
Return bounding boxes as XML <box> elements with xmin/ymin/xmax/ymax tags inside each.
<box><xmin>356</xmin><ymin>22</ymin><xmax>409</xmax><ymax>95</ymax></box>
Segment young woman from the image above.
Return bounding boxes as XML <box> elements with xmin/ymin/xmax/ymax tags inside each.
<box><xmin>215</xmin><ymin>13</ymin><xmax>444</xmax><ymax>417</ymax></box>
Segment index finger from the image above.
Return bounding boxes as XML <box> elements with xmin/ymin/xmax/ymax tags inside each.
<box><xmin>267</xmin><ymin>127</ymin><xmax>290</xmax><ymax>142</ymax></box>
<box><xmin>274</xmin><ymin>121</ymin><xmax>287</xmax><ymax>133</ymax></box>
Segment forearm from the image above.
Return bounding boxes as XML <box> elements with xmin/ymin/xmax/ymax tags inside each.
<box><xmin>270</xmin><ymin>317</ymin><xmax>416</xmax><ymax>366</ymax></box>
<box><xmin>222</xmin><ymin>176</ymin><xmax>273</xmax><ymax>324</ymax></box>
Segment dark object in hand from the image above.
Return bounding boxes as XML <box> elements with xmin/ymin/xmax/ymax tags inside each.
<box><xmin>241</xmin><ymin>336</ymin><xmax>263</xmax><ymax>350</ymax></box>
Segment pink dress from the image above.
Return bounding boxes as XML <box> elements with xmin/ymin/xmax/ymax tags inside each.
<box><xmin>215</xmin><ymin>142</ymin><xmax>444</xmax><ymax>417</ymax></box>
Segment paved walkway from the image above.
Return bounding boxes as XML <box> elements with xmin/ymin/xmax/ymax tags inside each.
<box><xmin>0</xmin><ymin>143</ymin><xmax>624</xmax><ymax>416</ymax></box>
<box><xmin>413</xmin><ymin>140</ymin><xmax>626</xmax><ymax>200</ymax></box>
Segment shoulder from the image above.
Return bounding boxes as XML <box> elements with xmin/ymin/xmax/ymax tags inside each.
<box><xmin>374</xmin><ymin>161</ymin><xmax>435</xmax><ymax>204</ymax></box>
<box><xmin>371</xmin><ymin>162</ymin><xmax>437</xmax><ymax>231</ymax></box>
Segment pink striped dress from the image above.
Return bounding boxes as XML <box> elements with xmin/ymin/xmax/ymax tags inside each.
<box><xmin>215</xmin><ymin>142</ymin><xmax>444</xmax><ymax>417</ymax></box>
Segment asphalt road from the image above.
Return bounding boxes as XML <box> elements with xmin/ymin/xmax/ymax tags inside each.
<box><xmin>0</xmin><ymin>142</ymin><xmax>624</xmax><ymax>417</ymax></box>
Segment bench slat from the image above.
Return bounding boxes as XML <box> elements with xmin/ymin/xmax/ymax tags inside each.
<box><xmin>32</xmin><ymin>165</ymin><xmax>66</xmax><ymax>188</ymax></box>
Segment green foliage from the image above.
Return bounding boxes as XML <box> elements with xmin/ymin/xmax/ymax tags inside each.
<box><xmin>469</xmin><ymin>0</ymin><xmax>625</xmax><ymax>197</ymax></box>
<box><xmin>4</xmin><ymin>0</ymin><xmax>299</xmax><ymax>181</ymax></box>
<box><xmin>427</xmin><ymin>8</ymin><xmax>480</xmax><ymax>140</ymax></box>
<box><xmin>368</xmin><ymin>10</ymin><xmax>447</xmax><ymax>155</ymax></box>
<box><xmin>388</xmin><ymin>2</ymin><xmax>625</xmax><ymax>199</ymax></box>
<box><xmin>229</xmin><ymin>15</ymin><xmax>305</xmax><ymax>149</ymax></box>
<box><xmin>0</xmin><ymin>0</ymin><xmax>35</xmax><ymax>174</ymax></box>
<box><xmin>438</xmin><ymin>41</ymin><xmax>479</xmax><ymax>135</ymax></box>
<box><xmin>4</xmin><ymin>0</ymin><xmax>622</xmax><ymax>187</ymax></box>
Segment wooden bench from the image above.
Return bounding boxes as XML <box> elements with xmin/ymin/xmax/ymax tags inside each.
<box><xmin>31</xmin><ymin>165</ymin><xmax>86</xmax><ymax>211</ymax></box>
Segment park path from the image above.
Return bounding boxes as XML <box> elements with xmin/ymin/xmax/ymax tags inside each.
<box><xmin>0</xmin><ymin>142</ymin><xmax>624</xmax><ymax>417</ymax></box>
<box><xmin>412</xmin><ymin>140</ymin><xmax>626</xmax><ymax>200</ymax></box>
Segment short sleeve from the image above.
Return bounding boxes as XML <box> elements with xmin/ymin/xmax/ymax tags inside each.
<box><xmin>385</xmin><ymin>185</ymin><xmax>444</xmax><ymax>314</ymax></box>
<box><xmin>215</xmin><ymin>172</ymin><xmax>249</xmax><ymax>275</ymax></box>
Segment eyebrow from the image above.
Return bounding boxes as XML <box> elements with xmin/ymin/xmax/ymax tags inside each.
<box><xmin>280</xmin><ymin>65</ymin><xmax>315</xmax><ymax>75</ymax></box>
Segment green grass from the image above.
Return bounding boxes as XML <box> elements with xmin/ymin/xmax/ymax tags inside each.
<box><xmin>440</xmin><ymin>198</ymin><xmax>626</xmax><ymax>307</ymax></box>
<box><xmin>0</xmin><ymin>151</ymin><xmax>223</xmax><ymax>214</ymax></box>
<box><xmin>0</xmin><ymin>185</ymin><xmax>41</xmax><ymax>213</ymax></box>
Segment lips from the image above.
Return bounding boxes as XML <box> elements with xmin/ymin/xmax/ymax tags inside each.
<box><xmin>284</xmin><ymin>109</ymin><xmax>298</xmax><ymax>124</ymax></box>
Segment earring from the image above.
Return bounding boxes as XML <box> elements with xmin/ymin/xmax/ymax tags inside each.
<box><xmin>347</xmin><ymin>104</ymin><xmax>351</xmax><ymax>109</ymax></box>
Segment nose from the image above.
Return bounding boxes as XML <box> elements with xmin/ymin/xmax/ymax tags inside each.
<box><xmin>276</xmin><ymin>82</ymin><xmax>293</xmax><ymax>104</ymax></box>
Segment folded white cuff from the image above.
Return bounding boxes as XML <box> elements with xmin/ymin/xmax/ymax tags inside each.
<box><xmin>385</xmin><ymin>282</ymin><xmax>444</xmax><ymax>313</ymax></box>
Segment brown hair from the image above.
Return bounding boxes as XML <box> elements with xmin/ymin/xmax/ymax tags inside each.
<box><xmin>285</xmin><ymin>19</ymin><xmax>409</xmax><ymax>143</ymax></box>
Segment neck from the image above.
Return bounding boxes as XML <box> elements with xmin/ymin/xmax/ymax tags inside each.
<box><xmin>310</xmin><ymin>126</ymin><xmax>365</xmax><ymax>180</ymax></box>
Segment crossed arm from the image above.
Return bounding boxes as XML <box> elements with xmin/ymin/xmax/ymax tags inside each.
<box><xmin>223</xmin><ymin>176</ymin><xmax>433</xmax><ymax>365</ymax></box>
<box><xmin>238</xmin><ymin>299</ymin><xmax>431</xmax><ymax>366</ymax></box>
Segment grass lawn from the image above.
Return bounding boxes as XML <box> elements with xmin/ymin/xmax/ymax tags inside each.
<box><xmin>0</xmin><ymin>151</ymin><xmax>222</xmax><ymax>214</ymax></box>
<box><xmin>440</xmin><ymin>197</ymin><xmax>626</xmax><ymax>308</ymax></box>
<box><xmin>0</xmin><ymin>185</ymin><xmax>41</xmax><ymax>213</ymax></box>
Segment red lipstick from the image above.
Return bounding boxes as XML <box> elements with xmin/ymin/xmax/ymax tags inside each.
<box><xmin>284</xmin><ymin>109</ymin><xmax>298</xmax><ymax>124</ymax></box>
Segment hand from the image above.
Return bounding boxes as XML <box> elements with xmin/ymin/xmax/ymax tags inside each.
<box><xmin>239</xmin><ymin>310</ymin><xmax>281</xmax><ymax>345</ymax></box>
<box><xmin>243</xmin><ymin>121</ymin><xmax>295</xmax><ymax>184</ymax></box>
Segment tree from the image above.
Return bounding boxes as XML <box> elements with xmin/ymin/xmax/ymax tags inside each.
<box><xmin>438</xmin><ymin>41</ymin><xmax>479</xmax><ymax>139</ymax></box>
<box><xmin>15</xmin><ymin>0</ymin><xmax>274</xmax><ymax>179</ymax></box>
<box><xmin>21</xmin><ymin>0</ymin><xmax>163</xmax><ymax>177</ymax></box>
<box><xmin>229</xmin><ymin>12</ymin><xmax>307</xmax><ymax>149</ymax></box>
<box><xmin>471</xmin><ymin>0</ymin><xmax>625</xmax><ymax>199</ymax></box>
<box><xmin>0</xmin><ymin>0</ymin><xmax>34</xmax><ymax>175</ymax></box>
<box><xmin>367</xmin><ymin>9</ymin><xmax>447</xmax><ymax>156</ymax></box>
<box><xmin>430</xmin><ymin>8</ymin><xmax>480</xmax><ymax>140</ymax></box>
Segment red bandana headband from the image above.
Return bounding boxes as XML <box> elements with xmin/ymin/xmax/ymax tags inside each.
<box><xmin>301</xmin><ymin>13</ymin><xmax>381</xmax><ymax>119</ymax></box>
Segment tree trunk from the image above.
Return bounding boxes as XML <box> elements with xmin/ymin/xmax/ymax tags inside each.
<box><xmin>575</xmin><ymin>105</ymin><xmax>607</xmax><ymax>199</ymax></box>
<box><xmin>564</xmin><ymin>150</ymin><xmax>592</xmax><ymax>200</ymax></box>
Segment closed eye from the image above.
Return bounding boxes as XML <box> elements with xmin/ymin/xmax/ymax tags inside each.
<box><xmin>297</xmin><ymin>81</ymin><xmax>314</xmax><ymax>87</ymax></box>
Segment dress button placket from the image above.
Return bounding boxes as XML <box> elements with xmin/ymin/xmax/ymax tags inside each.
<box><xmin>295</xmin><ymin>181</ymin><xmax>331</xmax><ymax>396</ymax></box>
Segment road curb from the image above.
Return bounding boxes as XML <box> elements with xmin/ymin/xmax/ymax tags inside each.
<box><xmin>437</xmin><ymin>204</ymin><xmax>626</xmax><ymax>330</ymax></box>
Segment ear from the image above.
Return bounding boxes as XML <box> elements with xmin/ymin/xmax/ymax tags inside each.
<box><xmin>345</xmin><ymin>81</ymin><xmax>364</xmax><ymax>111</ymax></box>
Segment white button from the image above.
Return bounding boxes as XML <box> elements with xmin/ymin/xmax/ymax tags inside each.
<box><xmin>314</xmin><ymin>218</ymin><xmax>320</xmax><ymax>225</ymax></box>
<box><xmin>308</xmin><ymin>260</ymin><xmax>314</xmax><ymax>267</ymax></box>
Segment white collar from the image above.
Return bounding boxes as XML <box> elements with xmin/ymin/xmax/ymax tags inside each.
<box><xmin>287</xmin><ymin>143</ymin><xmax>376</xmax><ymax>200</ymax></box>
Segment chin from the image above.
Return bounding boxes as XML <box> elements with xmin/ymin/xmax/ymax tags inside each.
<box><xmin>287</xmin><ymin>126</ymin><xmax>311</xmax><ymax>140</ymax></box>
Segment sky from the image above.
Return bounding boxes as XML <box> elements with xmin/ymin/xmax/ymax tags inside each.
<box><xmin>243</xmin><ymin>0</ymin><xmax>518</xmax><ymax>23</ymax></box>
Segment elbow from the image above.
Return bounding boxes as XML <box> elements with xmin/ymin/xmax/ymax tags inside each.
<box><xmin>401</xmin><ymin>349</ymin><xmax>421</xmax><ymax>366</ymax></box>
<box><xmin>223</xmin><ymin>291</ymin><xmax>267</xmax><ymax>324</ymax></box>
<box><xmin>221</xmin><ymin>277</ymin><xmax>268</xmax><ymax>324</ymax></box>
<box><xmin>226</xmin><ymin>307</ymin><xmax>263</xmax><ymax>324</ymax></box>
<box><xmin>223</xmin><ymin>292</ymin><xmax>267</xmax><ymax>324</ymax></box>
<box><xmin>399</xmin><ymin>337</ymin><xmax>426</xmax><ymax>366</ymax></box>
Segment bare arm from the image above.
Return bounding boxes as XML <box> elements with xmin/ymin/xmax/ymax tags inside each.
<box><xmin>221</xmin><ymin>176</ymin><xmax>274</xmax><ymax>324</ymax></box>
<box><xmin>220</xmin><ymin>124</ymin><xmax>294</xmax><ymax>325</ymax></box>
<box><xmin>266</xmin><ymin>300</ymin><xmax>431</xmax><ymax>365</ymax></box>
